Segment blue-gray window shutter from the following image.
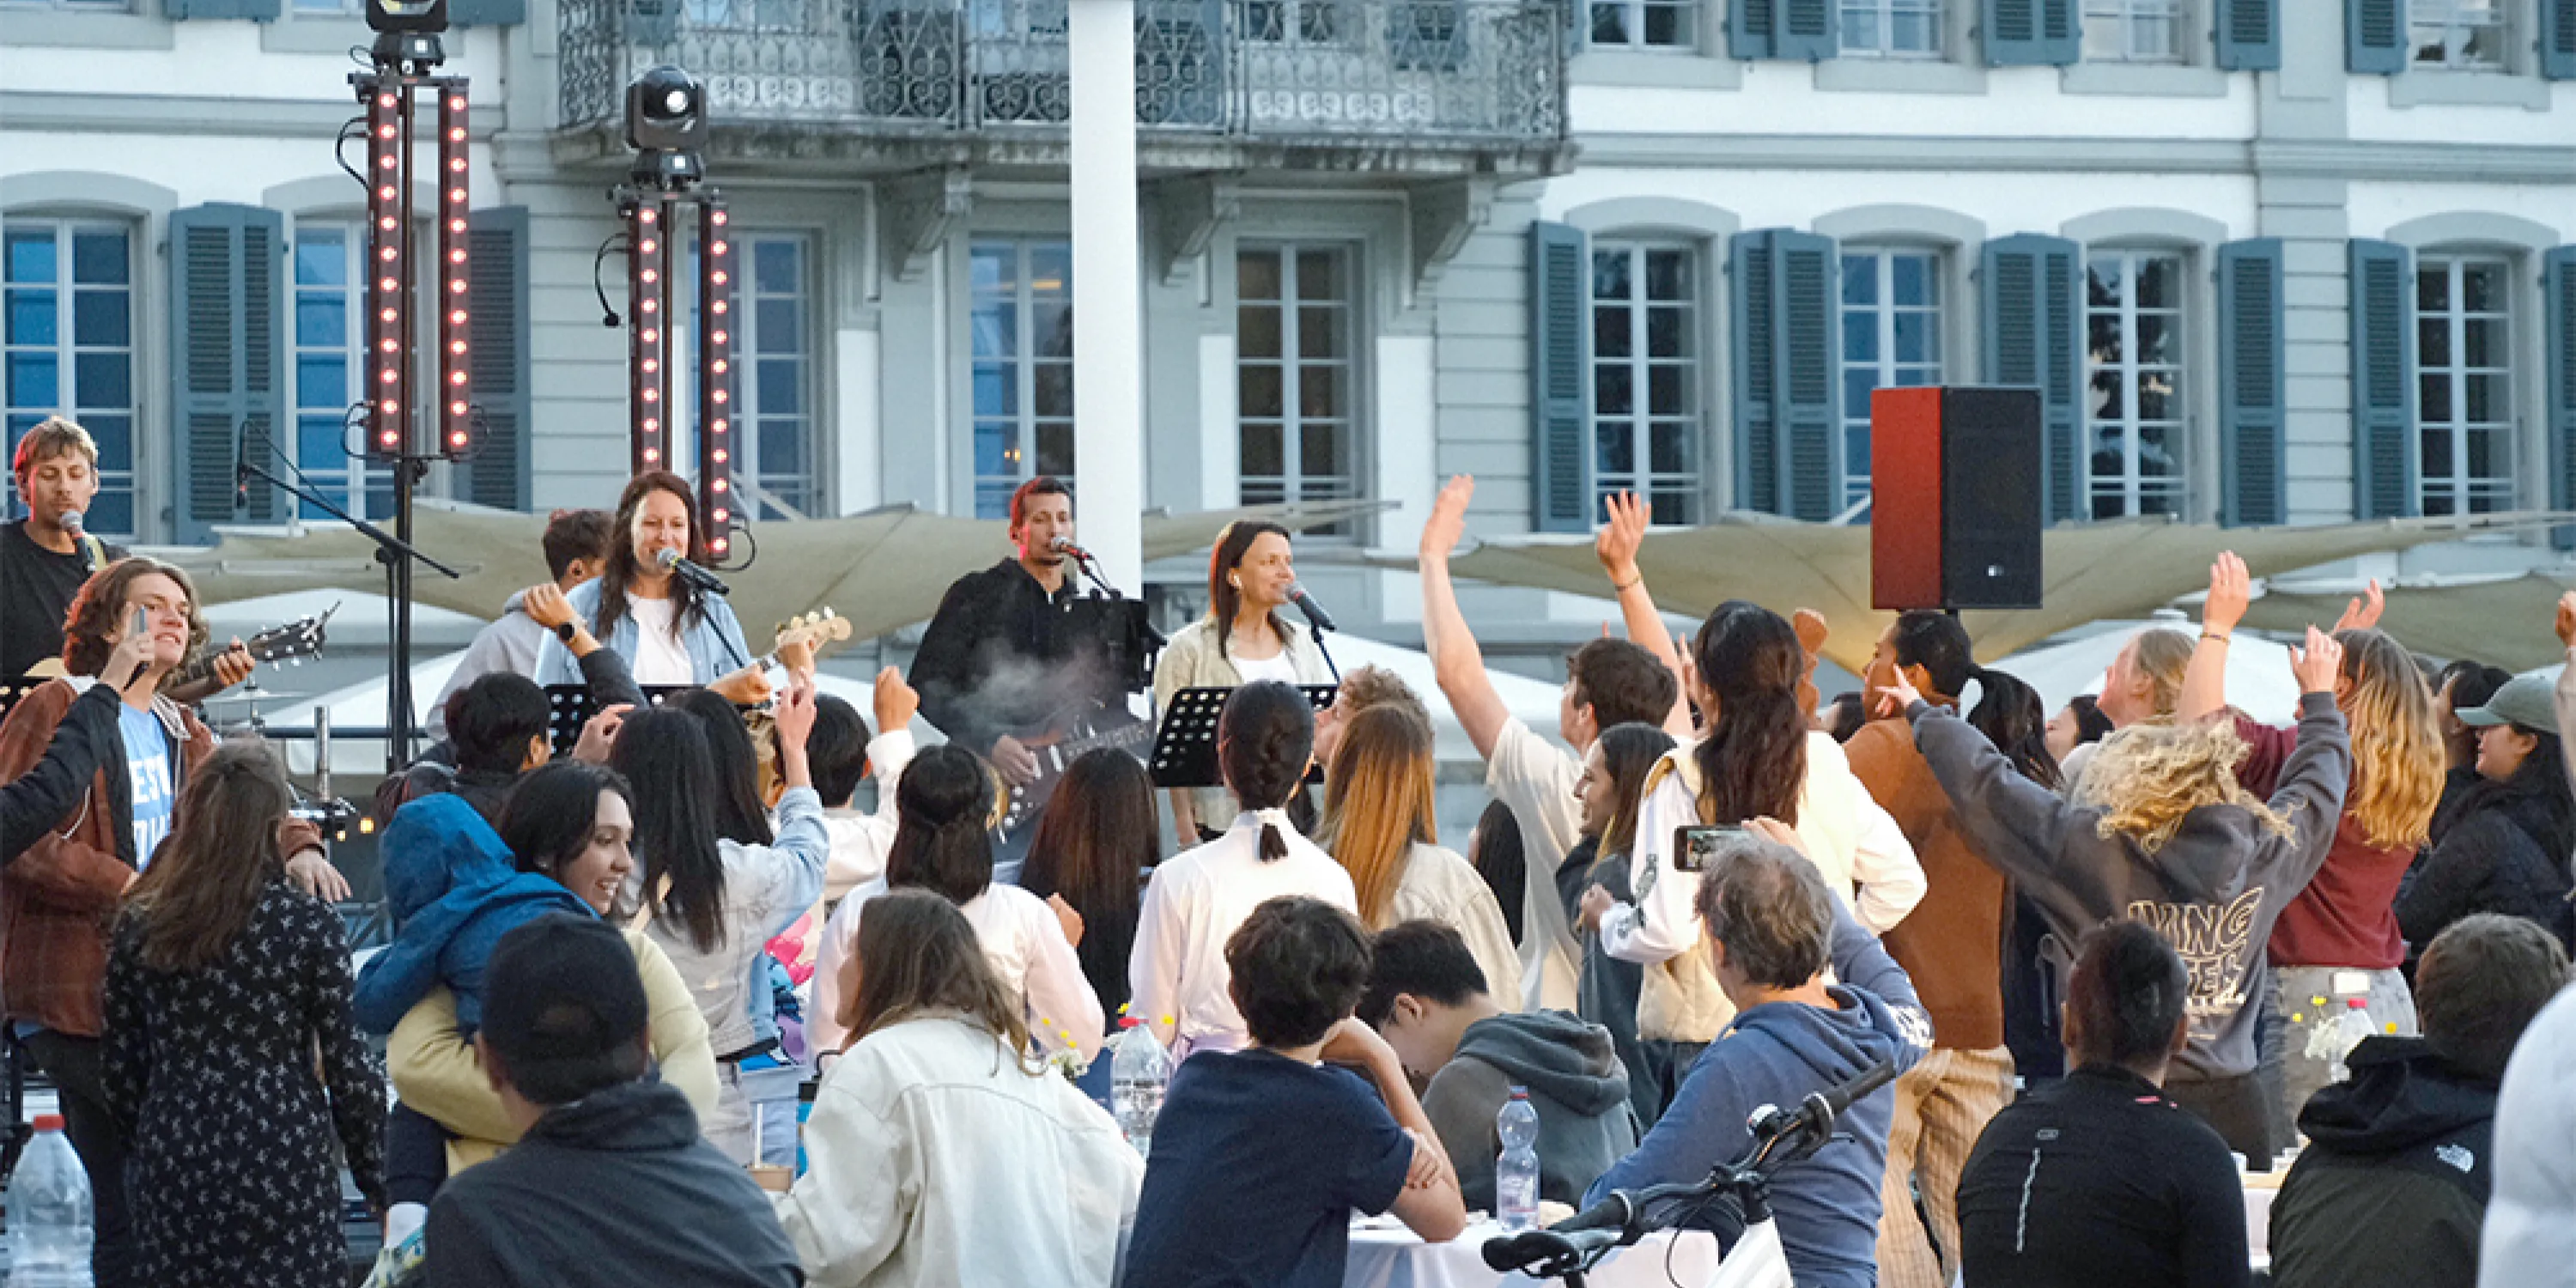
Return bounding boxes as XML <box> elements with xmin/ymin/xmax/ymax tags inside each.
<box><xmin>2543</xmin><ymin>0</ymin><xmax>2576</xmax><ymax>79</ymax></box>
<box><xmin>1530</xmin><ymin>222</ymin><xmax>1594</xmax><ymax>533</ymax></box>
<box><xmin>1981</xmin><ymin>234</ymin><xmax>2082</xmax><ymax>523</ymax></box>
<box><xmin>2349</xmin><ymin>240</ymin><xmax>2421</xmax><ymax>520</ymax></box>
<box><xmin>2215</xmin><ymin>0</ymin><xmax>2281</xmax><ymax>70</ymax></box>
<box><xmin>465</xmin><ymin>207</ymin><xmax>532</xmax><ymax>511</ymax></box>
<box><xmin>2545</xmin><ymin>246</ymin><xmax>2576</xmax><ymax>547</ymax></box>
<box><xmin>1729</xmin><ymin>0</ymin><xmax>1776</xmax><ymax>58</ymax></box>
<box><xmin>446</xmin><ymin>0</ymin><xmax>528</xmax><ymax>24</ymax></box>
<box><xmin>1984</xmin><ymin>0</ymin><xmax>2080</xmax><ymax>65</ymax></box>
<box><xmin>2216</xmin><ymin>240</ymin><xmax>2286</xmax><ymax>527</ymax></box>
<box><xmin>1730</xmin><ymin>229</ymin><xmax>1841</xmax><ymax>519</ymax></box>
<box><xmin>2347</xmin><ymin>0</ymin><xmax>2405</xmax><ymax>73</ymax></box>
<box><xmin>1730</xmin><ymin>231</ymin><xmax>1780</xmax><ymax>513</ymax></box>
<box><xmin>1777</xmin><ymin>0</ymin><xmax>1835</xmax><ymax>59</ymax></box>
<box><xmin>169</xmin><ymin>204</ymin><xmax>285</xmax><ymax>544</ymax></box>
<box><xmin>2348</xmin><ymin>239</ymin><xmax>2418</xmax><ymax>521</ymax></box>
<box><xmin>165</xmin><ymin>0</ymin><xmax>280</xmax><ymax>19</ymax></box>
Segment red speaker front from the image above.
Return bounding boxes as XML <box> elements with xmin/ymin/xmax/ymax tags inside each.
<box><xmin>1870</xmin><ymin>386</ymin><xmax>2044</xmax><ymax>611</ymax></box>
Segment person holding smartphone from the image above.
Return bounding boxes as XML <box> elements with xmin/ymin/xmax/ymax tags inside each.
<box><xmin>0</xmin><ymin>557</ymin><xmax>345</xmax><ymax>1287</ymax></box>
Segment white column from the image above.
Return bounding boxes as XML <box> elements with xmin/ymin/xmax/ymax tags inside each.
<box><xmin>1068</xmin><ymin>0</ymin><xmax>1145</xmax><ymax>593</ymax></box>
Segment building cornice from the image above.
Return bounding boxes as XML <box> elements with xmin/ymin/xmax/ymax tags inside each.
<box><xmin>1572</xmin><ymin>133</ymin><xmax>2576</xmax><ymax>184</ymax></box>
<box><xmin>0</xmin><ymin>91</ymin><xmax>507</xmax><ymax>139</ymax></box>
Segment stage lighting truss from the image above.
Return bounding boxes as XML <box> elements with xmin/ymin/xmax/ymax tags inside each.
<box><xmin>614</xmin><ymin>188</ymin><xmax>735</xmax><ymax>557</ymax></box>
<box><xmin>358</xmin><ymin>68</ymin><xmax>473</xmax><ymax>465</ymax></box>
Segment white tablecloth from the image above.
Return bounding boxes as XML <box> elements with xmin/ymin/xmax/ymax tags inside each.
<box><xmin>1346</xmin><ymin>1219</ymin><xmax>1723</xmax><ymax>1288</ymax></box>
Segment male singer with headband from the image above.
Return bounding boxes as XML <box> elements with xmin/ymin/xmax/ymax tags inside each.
<box><xmin>2</xmin><ymin>418</ymin><xmax>248</xmax><ymax>704</ymax></box>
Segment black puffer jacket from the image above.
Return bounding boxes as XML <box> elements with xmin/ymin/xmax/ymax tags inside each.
<box><xmin>2269</xmin><ymin>1036</ymin><xmax>2495</xmax><ymax>1288</ymax></box>
<box><xmin>2394</xmin><ymin>789</ymin><xmax>2574</xmax><ymax>954</ymax></box>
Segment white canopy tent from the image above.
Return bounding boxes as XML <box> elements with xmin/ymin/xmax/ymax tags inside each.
<box><xmin>1992</xmin><ymin>621</ymin><xmax>2305</xmax><ymax>726</ymax></box>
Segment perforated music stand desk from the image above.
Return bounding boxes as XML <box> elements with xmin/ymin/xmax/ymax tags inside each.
<box><xmin>1148</xmin><ymin>683</ymin><xmax>1334</xmax><ymax>790</ymax></box>
<box><xmin>545</xmin><ymin>683</ymin><xmax>693</xmax><ymax>760</ymax></box>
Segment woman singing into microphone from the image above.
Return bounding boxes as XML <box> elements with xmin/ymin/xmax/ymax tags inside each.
<box><xmin>535</xmin><ymin>471</ymin><xmax>768</xmax><ymax>700</ymax></box>
<box><xmin>1152</xmin><ymin>520</ymin><xmax>1334</xmax><ymax>841</ymax></box>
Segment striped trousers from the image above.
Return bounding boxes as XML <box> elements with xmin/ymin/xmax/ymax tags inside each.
<box><xmin>1875</xmin><ymin>1045</ymin><xmax>2016</xmax><ymax>1288</ymax></box>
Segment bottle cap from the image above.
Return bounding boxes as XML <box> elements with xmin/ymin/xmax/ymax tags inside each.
<box><xmin>1509</xmin><ymin>1085</ymin><xmax>1530</xmax><ymax>1098</ymax></box>
<box><xmin>2347</xmin><ymin>999</ymin><xmax>2366</xmax><ymax>1009</ymax></box>
<box><xmin>31</xmin><ymin>1114</ymin><xmax>63</xmax><ymax>1133</ymax></box>
<box><xmin>1119</xmin><ymin>1016</ymin><xmax>1143</xmax><ymax>1030</ymax></box>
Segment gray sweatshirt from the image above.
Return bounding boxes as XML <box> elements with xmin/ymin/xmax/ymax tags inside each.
<box><xmin>1910</xmin><ymin>692</ymin><xmax>2351</xmax><ymax>1082</ymax></box>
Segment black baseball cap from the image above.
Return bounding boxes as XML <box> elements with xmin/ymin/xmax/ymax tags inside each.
<box><xmin>480</xmin><ymin>914</ymin><xmax>648</xmax><ymax>1077</ymax></box>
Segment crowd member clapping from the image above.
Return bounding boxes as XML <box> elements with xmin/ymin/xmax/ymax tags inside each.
<box><xmin>1847</xmin><ymin>611</ymin><xmax>2056</xmax><ymax>1288</ymax></box>
<box><xmin>1358</xmin><ymin>920</ymin><xmax>1633</xmax><ymax>1212</ymax></box>
<box><xmin>1584</xmin><ymin>820</ymin><xmax>1925</xmax><ymax>1288</ymax></box>
<box><xmin>1124</xmin><ymin>896</ymin><xmax>1466</xmax><ymax>1288</ymax></box>
<box><xmin>805</xmin><ymin>670</ymin><xmax>920</xmax><ymax>902</ymax></box>
<box><xmin>809</xmin><ymin>744</ymin><xmax>1103</xmax><ymax>1060</ymax></box>
<box><xmin>607</xmin><ymin>684</ymin><xmax>828</xmax><ymax>1163</ymax></box>
<box><xmin>103</xmin><ymin>739</ymin><xmax>385</xmax><ymax>1288</ymax></box>
<box><xmin>2181</xmin><ymin>554</ymin><xmax>2446</xmax><ymax>1129</ymax></box>
<box><xmin>2272</xmin><ymin>914</ymin><xmax>2567</xmax><ymax>1288</ymax></box>
<box><xmin>1587</xmin><ymin>603</ymin><xmax>1923</xmax><ymax>1059</ymax></box>
<box><xmin>1018</xmin><ymin>747</ymin><xmax>1160</xmax><ymax>1017</ymax></box>
<box><xmin>385</xmin><ymin>760</ymin><xmax>717</xmax><ymax>1176</ymax></box>
<box><xmin>1131</xmin><ymin>680</ymin><xmax>1358</xmax><ymax>1055</ymax></box>
<box><xmin>1554</xmin><ymin>722</ymin><xmax>1675</xmax><ymax>1125</ymax></box>
<box><xmin>1319</xmin><ymin>705</ymin><xmax>1522</xmax><ymax>1005</ymax></box>
<box><xmin>1891</xmin><ymin>627</ymin><xmax>2350</xmax><ymax>1164</ymax></box>
<box><xmin>1954</xmin><ymin>922</ymin><xmax>2247</xmax><ymax>1288</ymax></box>
<box><xmin>776</xmin><ymin>890</ymin><xmax>1139</xmax><ymax>1287</ymax></box>
<box><xmin>422</xmin><ymin>914</ymin><xmax>798</xmax><ymax>1288</ymax></box>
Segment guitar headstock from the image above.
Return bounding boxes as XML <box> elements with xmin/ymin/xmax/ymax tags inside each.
<box><xmin>242</xmin><ymin>609</ymin><xmax>331</xmax><ymax>668</ymax></box>
<box><xmin>772</xmin><ymin>608</ymin><xmax>853</xmax><ymax>656</ymax></box>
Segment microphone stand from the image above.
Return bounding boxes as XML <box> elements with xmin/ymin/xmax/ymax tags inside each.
<box><xmin>237</xmin><ymin>458</ymin><xmax>461</xmax><ymax>772</ymax></box>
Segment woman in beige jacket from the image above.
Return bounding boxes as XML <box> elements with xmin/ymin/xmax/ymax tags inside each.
<box><xmin>1152</xmin><ymin>520</ymin><xmax>1333</xmax><ymax>839</ymax></box>
<box><xmin>1321</xmin><ymin>705</ymin><xmax>1523</xmax><ymax>1006</ymax></box>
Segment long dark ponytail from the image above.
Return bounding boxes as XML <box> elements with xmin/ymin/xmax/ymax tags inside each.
<box><xmin>885</xmin><ymin>744</ymin><xmax>997</xmax><ymax>905</ymax></box>
<box><xmin>1690</xmin><ymin>603</ymin><xmax>1807</xmax><ymax>827</ymax></box>
<box><xmin>1219</xmin><ymin>680</ymin><xmax>1315</xmax><ymax>861</ymax></box>
<box><xmin>607</xmin><ymin>708</ymin><xmax>728</xmax><ymax>953</ymax></box>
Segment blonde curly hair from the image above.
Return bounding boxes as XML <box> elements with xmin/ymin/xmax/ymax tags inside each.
<box><xmin>2077</xmin><ymin>717</ymin><xmax>2294</xmax><ymax>854</ymax></box>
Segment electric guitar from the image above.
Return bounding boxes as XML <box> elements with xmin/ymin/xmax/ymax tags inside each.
<box><xmin>762</xmin><ymin>609</ymin><xmax>854</xmax><ymax>670</ymax></box>
<box><xmin>22</xmin><ymin>606</ymin><xmax>335</xmax><ymax>688</ymax></box>
<box><xmin>996</xmin><ymin>711</ymin><xmax>1157</xmax><ymax>838</ymax></box>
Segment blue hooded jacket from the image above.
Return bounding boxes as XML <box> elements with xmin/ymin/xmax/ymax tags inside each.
<box><xmin>355</xmin><ymin>793</ymin><xmax>597</xmax><ymax>1036</ymax></box>
<box><xmin>1585</xmin><ymin>903</ymin><xmax>1929</xmax><ymax>1288</ymax></box>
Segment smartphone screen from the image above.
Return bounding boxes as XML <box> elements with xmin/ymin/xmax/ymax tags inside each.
<box><xmin>130</xmin><ymin>606</ymin><xmax>149</xmax><ymax>642</ymax></box>
<box><xmin>1674</xmin><ymin>824</ymin><xmax>1750</xmax><ymax>873</ymax></box>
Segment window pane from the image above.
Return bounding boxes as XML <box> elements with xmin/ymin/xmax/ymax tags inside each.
<box><xmin>1643</xmin><ymin>251</ymin><xmax>1690</xmax><ymax>302</ymax></box>
<box><xmin>70</xmin><ymin>289</ymin><xmax>126</xmax><ymax>348</ymax></box>
<box><xmin>1240</xmin><ymin>364</ymin><xmax>1283</xmax><ymax>418</ymax></box>
<box><xmin>2460</xmin><ymin>261</ymin><xmax>2505</xmax><ymax>313</ymax></box>
<box><xmin>298</xmin><ymin>355</ymin><xmax>348</xmax><ymax>409</ymax></box>
<box><xmin>756</xmin><ymin>298</ymin><xmax>801</xmax><ymax>355</ymax></box>
<box><xmin>756</xmin><ymin>358</ymin><xmax>801</xmax><ymax>415</ymax></box>
<box><xmin>4</xmin><ymin>230</ymin><xmax>56</xmax><ymax>285</ymax></box>
<box><xmin>1031</xmin><ymin>303</ymin><xmax>1074</xmax><ymax>359</ymax></box>
<box><xmin>70</xmin><ymin>231</ymin><xmax>125</xmax><ymax>286</ymax></box>
<box><xmin>1891</xmin><ymin>311</ymin><xmax>1934</xmax><ymax>363</ymax></box>
<box><xmin>297</xmin><ymin>295</ymin><xmax>347</xmax><ymax>349</ymax></box>
<box><xmin>1592</xmin><ymin>249</ymin><xmax>1631</xmax><ymax>301</ymax></box>
<box><xmin>1299</xmin><ymin>422</ymin><xmax>1340</xmax><ymax>477</ymax></box>
<box><xmin>1595</xmin><ymin>418</ymin><xmax>1633</xmax><ymax>473</ymax></box>
<box><xmin>1033</xmin><ymin>362</ymin><xmax>1073</xmax><ymax>418</ymax></box>
<box><xmin>1297</xmin><ymin>306</ymin><xmax>1343</xmax><ymax>360</ymax></box>
<box><xmin>1296</xmin><ymin>249</ymin><xmax>1337</xmax><ymax>301</ymax></box>
<box><xmin>8</xmin><ymin>290</ymin><xmax>58</xmax><ymax>346</ymax></box>
<box><xmin>1644</xmin><ymin>304</ymin><xmax>1688</xmax><ymax>358</ymax></box>
<box><xmin>1241</xmin><ymin>306</ymin><xmax>1283</xmax><ymax>359</ymax></box>
<box><xmin>1595</xmin><ymin>364</ymin><xmax>1632</xmax><ymax>416</ymax></box>
<box><xmin>754</xmin><ymin>240</ymin><xmax>801</xmax><ymax>295</ymax></box>
<box><xmin>1239</xmin><ymin>251</ymin><xmax>1280</xmax><ymax>301</ymax></box>
<box><xmin>1298</xmin><ymin>366</ymin><xmax>1341</xmax><ymax>419</ymax></box>
<box><xmin>1646</xmin><ymin>364</ymin><xmax>1687</xmax><ymax>416</ymax></box>
<box><xmin>297</xmin><ymin>234</ymin><xmax>349</xmax><ymax>287</ymax></box>
<box><xmin>1593</xmin><ymin>305</ymin><xmax>1631</xmax><ymax>360</ymax></box>
<box><xmin>1649</xmin><ymin>421</ymin><xmax>1692</xmax><ymax>474</ymax></box>
<box><xmin>1241</xmin><ymin>422</ymin><xmax>1283</xmax><ymax>475</ymax></box>
<box><xmin>9</xmin><ymin>354</ymin><xmax>59</xmax><ymax>408</ymax></box>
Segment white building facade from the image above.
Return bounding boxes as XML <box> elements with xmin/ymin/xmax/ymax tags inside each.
<box><xmin>5</xmin><ymin>0</ymin><xmax>2573</xmax><ymax>651</ymax></box>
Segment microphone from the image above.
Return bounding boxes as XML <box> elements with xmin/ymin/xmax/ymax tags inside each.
<box><xmin>1286</xmin><ymin>581</ymin><xmax>1337</xmax><ymax>634</ymax></box>
<box><xmin>655</xmin><ymin>547</ymin><xmax>732</xmax><ymax>597</ymax></box>
<box><xmin>234</xmin><ymin>419</ymin><xmax>251</xmax><ymax>513</ymax></box>
<box><xmin>1047</xmin><ymin>535</ymin><xmax>1096</xmax><ymax>564</ymax></box>
<box><xmin>62</xmin><ymin>510</ymin><xmax>91</xmax><ymax>573</ymax></box>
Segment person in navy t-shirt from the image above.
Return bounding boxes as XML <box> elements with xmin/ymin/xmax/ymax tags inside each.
<box><xmin>1123</xmin><ymin>896</ymin><xmax>1467</xmax><ymax>1288</ymax></box>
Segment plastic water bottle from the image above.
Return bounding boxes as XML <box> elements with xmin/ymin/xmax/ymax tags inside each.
<box><xmin>1111</xmin><ymin>1018</ymin><xmax>1172</xmax><ymax>1157</ymax></box>
<box><xmin>2328</xmin><ymin>999</ymin><xmax>2376</xmax><ymax>1083</ymax></box>
<box><xmin>1497</xmin><ymin>1086</ymin><xmax>1541</xmax><ymax>1233</ymax></box>
<box><xmin>10</xmin><ymin>1114</ymin><xmax>94</xmax><ymax>1286</ymax></box>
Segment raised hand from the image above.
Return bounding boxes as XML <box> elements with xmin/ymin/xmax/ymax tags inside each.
<box><xmin>2204</xmin><ymin>552</ymin><xmax>2251</xmax><ymax>635</ymax></box>
<box><xmin>522</xmin><ymin>582</ymin><xmax>576</xmax><ymax>630</ymax></box>
<box><xmin>574</xmin><ymin>702</ymin><xmax>633</xmax><ymax>765</ymax></box>
<box><xmin>2556</xmin><ymin>591</ymin><xmax>2576</xmax><ymax>649</ymax></box>
<box><xmin>872</xmin><ymin>665</ymin><xmax>920</xmax><ymax>733</ymax></box>
<box><xmin>2332</xmin><ymin>579</ymin><xmax>2385</xmax><ymax>635</ymax></box>
<box><xmin>1595</xmin><ymin>489</ymin><xmax>1649</xmax><ymax>584</ymax></box>
<box><xmin>772</xmin><ymin>674</ymin><xmax>818</xmax><ymax>750</ymax></box>
<box><xmin>1872</xmin><ymin>665</ymin><xmax>1924</xmax><ymax>720</ymax></box>
<box><xmin>2288</xmin><ymin>626</ymin><xmax>2344</xmax><ymax>697</ymax></box>
<box><xmin>1419</xmin><ymin>475</ymin><xmax>1473</xmax><ymax>563</ymax></box>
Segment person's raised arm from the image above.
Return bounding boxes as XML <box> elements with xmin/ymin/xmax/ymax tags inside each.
<box><xmin>2555</xmin><ymin>592</ymin><xmax>2576</xmax><ymax>805</ymax></box>
<box><xmin>2179</xmin><ymin>552</ymin><xmax>2248</xmax><ymax>724</ymax></box>
<box><xmin>1419</xmin><ymin>475</ymin><xmax>1510</xmax><ymax>761</ymax></box>
<box><xmin>1595</xmin><ymin>490</ymin><xmax>1692</xmax><ymax>737</ymax></box>
<box><xmin>1884</xmin><ymin>667</ymin><xmax>2100</xmax><ymax>921</ymax></box>
<box><xmin>2250</xmin><ymin>629</ymin><xmax>2354</xmax><ymax>896</ymax></box>
<box><xmin>0</xmin><ymin>682</ymin><xmax>118</xmax><ymax>866</ymax></box>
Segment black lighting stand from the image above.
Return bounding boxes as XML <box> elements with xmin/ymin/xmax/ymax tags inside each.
<box><xmin>610</xmin><ymin>66</ymin><xmax>744</xmax><ymax>562</ymax></box>
<box><xmin>342</xmin><ymin>0</ymin><xmax>478</xmax><ymax>771</ymax></box>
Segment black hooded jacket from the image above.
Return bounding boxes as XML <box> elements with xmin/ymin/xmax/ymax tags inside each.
<box><xmin>2269</xmin><ymin>1036</ymin><xmax>2495</xmax><ymax>1288</ymax></box>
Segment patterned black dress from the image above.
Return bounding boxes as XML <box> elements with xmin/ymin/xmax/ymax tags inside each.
<box><xmin>102</xmin><ymin>878</ymin><xmax>386</xmax><ymax>1287</ymax></box>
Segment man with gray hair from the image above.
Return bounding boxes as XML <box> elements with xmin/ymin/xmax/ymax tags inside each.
<box><xmin>1583</xmin><ymin>820</ymin><xmax>1926</xmax><ymax>1288</ymax></box>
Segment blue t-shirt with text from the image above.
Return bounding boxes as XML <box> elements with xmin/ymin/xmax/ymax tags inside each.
<box><xmin>1122</xmin><ymin>1048</ymin><xmax>1413</xmax><ymax>1288</ymax></box>
<box><xmin>117</xmin><ymin>704</ymin><xmax>173</xmax><ymax>867</ymax></box>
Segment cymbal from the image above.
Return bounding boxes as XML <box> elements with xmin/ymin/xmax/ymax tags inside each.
<box><xmin>201</xmin><ymin>688</ymin><xmax>313</xmax><ymax>709</ymax></box>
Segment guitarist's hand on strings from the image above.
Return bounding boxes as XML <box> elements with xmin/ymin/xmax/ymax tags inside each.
<box><xmin>990</xmin><ymin>735</ymin><xmax>1040</xmax><ymax>788</ymax></box>
<box><xmin>164</xmin><ymin>639</ymin><xmax>255</xmax><ymax>705</ymax></box>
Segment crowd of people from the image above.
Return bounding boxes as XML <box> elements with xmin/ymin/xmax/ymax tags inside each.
<box><xmin>4</xmin><ymin>417</ymin><xmax>2576</xmax><ymax>1288</ymax></box>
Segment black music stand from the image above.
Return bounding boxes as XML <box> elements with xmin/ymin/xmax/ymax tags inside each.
<box><xmin>1147</xmin><ymin>683</ymin><xmax>1334</xmax><ymax>790</ymax></box>
<box><xmin>544</xmin><ymin>683</ymin><xmax>693</xmax><ymax>760</ymax></box>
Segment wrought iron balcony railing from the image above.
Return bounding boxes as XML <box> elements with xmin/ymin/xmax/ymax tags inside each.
<box><xmin>558</xmin><ymin>0</ymin><xmax>1567</xmax><ymax>149</ymax></box>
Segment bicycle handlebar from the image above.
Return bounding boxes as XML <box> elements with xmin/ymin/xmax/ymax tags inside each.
<box><xmin>1478</xmin><ymin>1058</ymin><xmax>1898</xmax><ymax>1279</ymax></box>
